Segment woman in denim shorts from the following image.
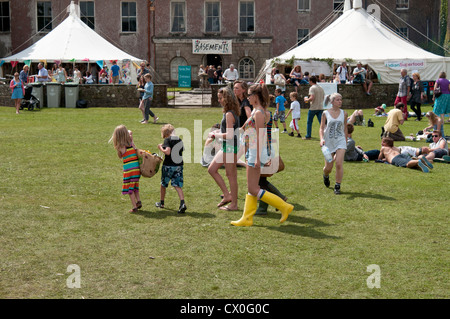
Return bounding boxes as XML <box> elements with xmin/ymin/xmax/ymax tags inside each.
<box><xmin>231</xmin><ymin>84</ymin><xmax>294</xmax><ymax>227</ymax></box>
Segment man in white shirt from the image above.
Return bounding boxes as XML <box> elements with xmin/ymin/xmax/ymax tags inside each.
<box><xmin>223</xmin><ymin>64</ymin><xmax>239</xmax><ymax>83</ymax></box>
<box><xmin>36</xmin><ymin>63</ymin><xmax>50</xmax><ymax>82</ymax></box>
<box><xmin>336</xmin><ymin>62</ymin><xmax>349</xmax><ymax>84</ymax></box>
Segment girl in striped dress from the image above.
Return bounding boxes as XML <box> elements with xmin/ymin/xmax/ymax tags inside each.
<box><xmin>110</xmin><ymin>125</ymin><xmax>142</xmax><ymax>213</ymax></box>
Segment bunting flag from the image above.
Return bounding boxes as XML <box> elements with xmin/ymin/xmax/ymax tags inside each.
<box><xmin>132</xmin><ymin>61</ymin><xmax>140</xmax><ymax>69</ymax></box>
<box><xmin>23</xmin><ymin>60</ymin><xmax>31</xmax><ymax>67</ymax></box>
<box><xmin>10</xmin><ymin>61</ymin><xmax>18</xmax><ymax>68</ymax></box>
<box><xmin>96</xmin><ymin>60</ymin><xmax>103</xmax><ymax>68</ymax></box>
<box><xmin>54</xmin><ymin>60</ymin><xmax>61</xmax><ymax>65</ymax></box>
<box><xmin>39</xmin><ymin>59</ymin><xmax>47</xmax><ymax>67</ymax></box>
<box><xmin>0</xmin><ymin>60</ymin><xmax>4</xmax><ymax>67</ymax></box>
<box><xmin>82</xmin><ymin>58</ymin><xmax>89</xmax><ymax>61</ymax></box>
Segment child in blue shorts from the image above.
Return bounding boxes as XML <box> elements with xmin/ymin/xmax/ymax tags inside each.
<box><xmin>156</xmin><ymin>124</ymin><xmax>187</xmax><ymax>213</ymax></box>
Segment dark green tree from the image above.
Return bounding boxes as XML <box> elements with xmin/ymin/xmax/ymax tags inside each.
<box><xmin>439</xmin><ymin>0</ymin><xmax>448</xmax><ymax>55</ymax></box>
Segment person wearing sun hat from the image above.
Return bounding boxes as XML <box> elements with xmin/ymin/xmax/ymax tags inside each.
<box><xmin>374</xmin><ymin>103</ymin><xmax>387</xmax><ymax>116</ymax></box>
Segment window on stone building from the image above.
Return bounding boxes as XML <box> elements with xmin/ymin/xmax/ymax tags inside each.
<box><xmin>396</xmin><ymin>0</ymin><xmax>409</xmax><ymax>10</ymax></box>
<box><xmin>298</xmin><ymin>0</ymin><xmax>310</xmax><ymax>12</ymax></box>
<box><xmin>170</xmin><ymin>57</ymin><xmax>188</xmax><ymax>81</ymax></box>
<box><xmin>80</xmin><ymin>1</ymin><xmax>95</xmax><ymax>29</ymax></box>
<box><xmin>171</xmin><ymin>2</ymin><xmax>186</xmax><ymax>33</ymax></box>
<box><xmin>37</xmin><ymin>1</ymin><xmax>52</xmax><ymax>32</ymax></box>
<box><xmin>205</xmin><ymin>2</ymin><xmax>220</xmax><ymax>33</ymax></box>
<box><xmin>297</xmin><ymin>29</ymin><xmax>309</xmax><ymax>46</ymax></box>
<box><xmin>396</xmin><ymin>27</ymin><xmax>409</xmax><ymax>39</ymax></box>
<box><xmin>333</xmin><ymin>0</ymin><xmax>344</xmax><ymax>12</ymax></box>
<box><xmin>121</xmin><ymin>2</ymin><xmax>137</xmax><ymax>32</ymax></box>
<box><xmin>0</xmin><ymin>1</ymin><xmax>10</xmax><ymax>32</ymax></box>
<box><xmin>238</xmin><ymin>57</ymin><xmax>255</xmax><ymax>80</ymax></box>
<box><xmin>239</xmin><ymin>1</ymin><xmax>254</xmax><ymax>33</ymax></box>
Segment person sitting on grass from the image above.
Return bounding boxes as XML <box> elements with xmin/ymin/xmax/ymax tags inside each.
<box><xmin>345</xmin><ymin>123</ymin><xmax>380</xmax><ymax>162</ymax></box>
<box><xmin>374</xmin><ymin>104</ymin><xmax>387</xmax><ymax>116</ymax></box>
<box><xmin>378</xmin><ymin>137</ymin><xmax>433</xmax><ymax>173</ymax></box>
<box><xmin>424</xmin><ymin>111</ymin><xmax>444</xmax><ymax>137</ymax></box>
<box><xmin>347</xmin><ymin>109</ymin><xmax>365</xmax><ymax>126</ymax></box>
<box><xmin>418</xmin><ymin>130</ymin><xmax>449</xmax><ymax>163</ymax></box>
<box><xmin>381</xmin><ymin>103</ymin><xmax>405</xmax><ymax>141</ymax></box>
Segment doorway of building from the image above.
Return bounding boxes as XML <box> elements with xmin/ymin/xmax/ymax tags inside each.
<box><xmin>206</xmin><ymin>54</ymin><xmax>222</xmax><ymax>69</ymax></box>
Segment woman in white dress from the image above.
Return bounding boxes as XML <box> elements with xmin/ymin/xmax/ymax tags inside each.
<box><xmin>319</xmin><ymin>93</ymin><xmax>348</xmax><ymax>194</ymax></box>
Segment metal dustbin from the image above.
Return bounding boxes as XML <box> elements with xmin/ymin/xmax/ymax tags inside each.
<box><xmin>46</xmin><ymin>82</ymin><xmax>62</xmax><ymax>108</ymax></box>
<box><xmin>30</xmin><ymin>82</ymin><xmax>44</xmax><ymax>107</ymax></box>
<box><xmin>64</xmin><ymin>83</ymin><xmax>79</xmax><ymax>108</ymax></box>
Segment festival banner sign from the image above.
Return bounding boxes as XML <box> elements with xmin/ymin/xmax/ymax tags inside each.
<box><xmin>384</xmin><ymin>60</ymin><xmax>425</xmax><ymax>70</ymax></box>
<box><xmin>192</xmin><ymin>39</ymin><xmax>232</xmax><ymax>55</ymax></box>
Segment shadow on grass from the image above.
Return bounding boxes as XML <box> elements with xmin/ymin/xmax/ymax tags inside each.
<box><xmin>134</xmin><ymin>209</ymin><xmax>216</xmax><ymax>220</ymax></box>
<box><xmin>265</xmin><ymin>224</ymin><xmax>341</xmax><ymax>240</ymax></box>
<box><xmin>343</xmin><ymin>192</ymin><xmax>396</xmax><ymax>201</ymax></box>
<box><xmin>253</xmin><ymin>202</ymin><xmax>340</xmax><ymax>239</ymax></box>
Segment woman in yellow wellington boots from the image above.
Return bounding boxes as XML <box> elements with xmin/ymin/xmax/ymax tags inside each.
<box><xmin>231</xmin><ymin>83</ymin><xmax>294</xmax><ymax>227</ymax></box>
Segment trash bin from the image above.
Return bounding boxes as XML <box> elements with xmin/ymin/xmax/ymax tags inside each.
<box><xmin>64</xmin><ymin>83</ymin><xmax>79</xmax><ymax>108</ymax></box>
<box><xmin>30</xmin><ymin>83</ymin><xmax>44</xmax><ymax>107</ymax></box>
<box><xmin>46</xmin><ymin>82</ymin><xmax>62</xmax><ymax>108</ymax></box>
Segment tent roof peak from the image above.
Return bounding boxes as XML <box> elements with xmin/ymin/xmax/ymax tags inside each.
<box><xmin>67</xmin><ymin>1</ymin><xmax>80</xmax><ymax>18</ymax></box>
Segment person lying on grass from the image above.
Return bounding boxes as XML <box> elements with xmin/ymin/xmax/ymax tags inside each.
<box><xmin>378</xmin><ymin>137</ymin><xmax>433</xmax><ymax>173</ymax></box>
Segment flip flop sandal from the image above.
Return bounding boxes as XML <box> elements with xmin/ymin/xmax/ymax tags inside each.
<box><xmin>129</xmin><ymin>207</ymin><xmax>138</xmax><ymax>213</ymax></box>
<box><xmin>136</xmin><ymin>201</ymin><xmax>142</xmax><ymax>209</ymax></box>
<box><xmin>217</xmin><ymin>199</ymin><xmax>231</xmax><ymax>207</ymax></box>
<box><xmin>219</xmin><ymin>206</ymin><xmax>239</xmax><ymax>211</ymax></box>
<box><xmin>433</xmin><ymin>158</ymin><xmax>446</xmax><ymax>163</ymax></box>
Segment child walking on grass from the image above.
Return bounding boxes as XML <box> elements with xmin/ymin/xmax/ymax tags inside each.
<box><xmin>286</xmin><ymin>91</ymin><xmax>302</xmax><ymax>138</ymax></box>
<box><xmin>156</xmin><ymin>124</ymin><xmax>187</xmax><ymax>214</ymax></box>
<box><xmin>109</xmin><ymin>125</ymin><xmax>142</xmax><ymax>213</ymax></box>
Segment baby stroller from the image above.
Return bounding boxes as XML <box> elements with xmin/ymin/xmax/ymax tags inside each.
<box><xmin>20</xmin><ymin>85</ymin><xmax>41</xmax><ymax>111</ymax></box>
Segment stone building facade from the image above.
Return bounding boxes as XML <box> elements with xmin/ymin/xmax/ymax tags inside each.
<box><xmin>0</xmin><ymin>0</ymin><xmax>446</xmax><ymax>84</ymax></box>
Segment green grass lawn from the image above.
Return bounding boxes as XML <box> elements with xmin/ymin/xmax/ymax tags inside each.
<box><xmin>0</xmin><ymin>105</ymin><xmax>448</xmax><ymax>299</ymax></box>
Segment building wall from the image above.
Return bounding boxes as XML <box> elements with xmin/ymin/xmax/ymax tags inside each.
<box><xmin>152</xmin><ymin>0</ymin><xmax>274</xmax><ymax>85</ymax></box>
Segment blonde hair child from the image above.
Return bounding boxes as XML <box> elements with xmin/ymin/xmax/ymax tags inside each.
<box><xmin>109</xmin><ymin>125</ymin><xmax>142</xmax><ymax>213</ymax></box>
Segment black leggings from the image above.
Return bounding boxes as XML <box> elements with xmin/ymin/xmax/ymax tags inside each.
<box><xmin>410</xmin><ymin>101</ymin><xmax>422</xmax><ymax>120</ymax></box>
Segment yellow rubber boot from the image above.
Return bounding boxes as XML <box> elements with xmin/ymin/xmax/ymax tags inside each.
<box><xmin>231</xmin><ymin>194</ymin><xmax>257</xmax><ymax>227</ymax></box>
<box><xmin>260</xmin><ymin>191</ymin><xmax>293</xmax><ymax>223</ymax></box>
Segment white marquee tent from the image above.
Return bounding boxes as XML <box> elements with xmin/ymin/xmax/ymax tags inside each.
<box><xmin>1</xmin><ymin>2</ymin><xmax>143</xmax><ymax>82</ymax></box>
<box><xmin>263</xmin><ymin>0</ymin><xmax>450</xmax><ymax>83</ymax></box>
